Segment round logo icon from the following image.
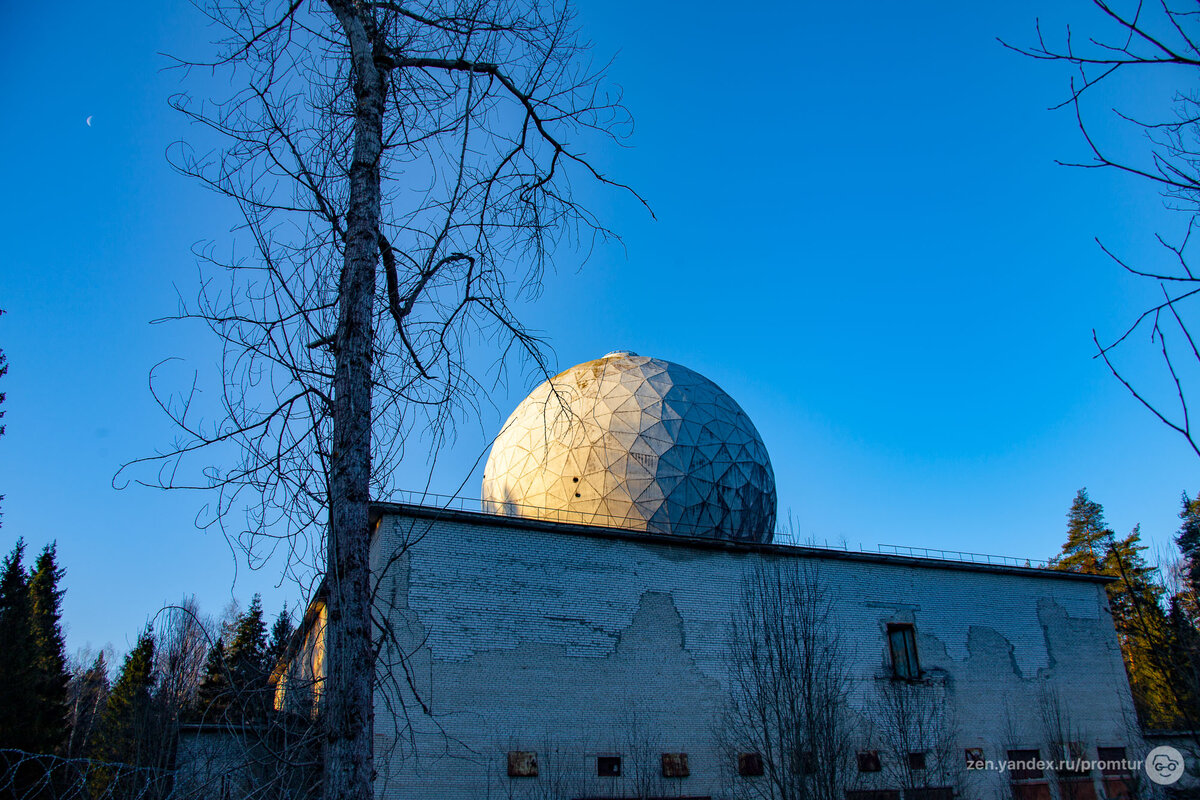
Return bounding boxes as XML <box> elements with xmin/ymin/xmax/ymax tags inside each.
<box><xmin>1145</xmin><ymin>745</ymin><xmax>1185</xmax><ymax>785</ymax></box>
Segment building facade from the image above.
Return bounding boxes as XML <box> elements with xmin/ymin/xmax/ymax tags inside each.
<box><xmin>275</xmin><ymin>353</ymin><xmax>1144</xmax><ymax>799</ymax></box>
<box><xmin>276</xmin><ymin>501</ymin><xmax>1140</xmax><ymax>800</ymax></box>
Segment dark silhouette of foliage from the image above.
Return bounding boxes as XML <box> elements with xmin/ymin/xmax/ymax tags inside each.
<box><xmin>91</xmin><ymin>628</ymin><xmax>157</xmax><ymax>767</ymax></box>
<box><xmin>0</xmin><ymin>540</ymin><xmax>39</xmax><ymax>750</ymax></box>
<box><xmin>267</xmin><ymin>605</ymin><xmax>293</xmax><ymax>671</ymax></box>
<box><xmin>27</xmin><ymin>543</ymin><xmax>69</xmax><ymax>754</ymax></box>
<box><xmin>1177</xmin><ymin>492</ymin><xmax>1200</xmax><ymax>610</ymax></box>
<box><xmin>193</xmin><ymin>636</ymin><xmax>228</xmax><ymax>720</ymax></box>
<box><xmin>193</xmin><ymin>596</ymin><xmax>292</xmax><ymax>724</ymax></box>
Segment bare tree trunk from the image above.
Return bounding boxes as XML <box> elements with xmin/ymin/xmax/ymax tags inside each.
<box><xmin>137</xmin><ymin>2</ymin><xmax>645</xmax><ymax>796</ymax></box>
<box><xmin>324</xmin><ymin>4</ymin><xmax>385</xmax><ymax>799</ymax></box>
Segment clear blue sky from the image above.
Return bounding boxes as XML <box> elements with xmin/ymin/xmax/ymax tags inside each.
<box><xmin>1</xmin><ymin>0</ymin><xmax>1196</xmax><ymax>661</ymax></box>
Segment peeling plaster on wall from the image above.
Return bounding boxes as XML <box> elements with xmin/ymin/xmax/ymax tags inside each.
<box><xmin>968</xmin><ymin>624</ymin><xmax>1027</xmax><ymax>680</ymax></box>
<box><xmin>377</xmin><ymin>588</ymin><xmax>724</xmax><ymax>797</ymax></box>
<box><xmin>362</xmin><ymin>510</ymin><xmax>1137</xmax><ymax>800</ymax></box>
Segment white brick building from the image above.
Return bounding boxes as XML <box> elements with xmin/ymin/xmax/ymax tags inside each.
<box><xmin>276</xmin><ymin>501</ymin><xmax>1141</xmax><ymax>800</ymax></box>
<box><xmin>275</xmin><ymin>353</ymin><xmax>1144</xmax><ymax>799</ymax></box>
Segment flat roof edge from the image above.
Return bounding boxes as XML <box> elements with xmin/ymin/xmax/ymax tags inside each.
<box><xmin>369</xmin><ymin>500</ymin><xmax>1111</xmax><ymax>584</ymax></box>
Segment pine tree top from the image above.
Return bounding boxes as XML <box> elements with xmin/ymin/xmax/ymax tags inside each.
<box><xmin>1052</xmin><ymin>488</ymin><xmax>1112</xmax><ymax>574</ymax></box>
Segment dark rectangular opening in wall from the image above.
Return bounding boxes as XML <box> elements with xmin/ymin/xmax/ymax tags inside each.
<box><xmin>661</xmin><ymin>753</ymin><xmax>689</xmax><ymax>778</ymax></box>
<box><xmin>739</xmin><ymin>752</ymin><xmax>764</xmax><ymax>777</ymax></box>
<box><xmin>908</xmin><ymin>752</ymin><xmax>927</xmax><ymax>771</ymax></box>
<box><xmin>887</xmin><ymin>624</ymin><xmax>919</xmax><ymax>680</ymax></box>
<box><xmin>857</xmin><ymin>751</ymin><xmax>882</xmax><ymax>773</ymax></box>
<box><xmin>1098</xmin><ymin>747</ymin><xmax>1132</xmax><ymax>800</ymax></box>
<box><xmin>1007</xmin><ymin>750</ymin><xmax>1043</xmax><ymax>781</ymax></box>
<box><xmin>597</xmin><ymin>756</ymin><xmax>621</xmax><ymax>777</ymax></box>
<box><xmin>1008</xmin><ymin>748</ymin><xmax>1049</xmax><ymax>800</ymax></box>
<box><xmin>507</xmin><ymin>751</ymin><xmax>538</xmax><ymax>778</ymax></box>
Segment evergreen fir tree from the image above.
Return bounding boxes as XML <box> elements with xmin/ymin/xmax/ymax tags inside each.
<box><xmin>1103</xmin><ymin>525</ymin><xmax>1173</xmax><ymax>726</ymax></box>
<box><xmin>267</xmin><ymin>604</ymin><xmax>293</xmax><ymax>671</ymax></box>
<box><xmin>0</xmin><ymin>539</ymin><xmax>38</xmax><ymax>749</ymax></box>
<box><xmin>194</xmin><ymin>636</ymin><xmax>229</xmax><ymax>719</ymax></box>
<box><xmin>1177</xmin><ymin>492</ymin><xmax>1200</xmax><ymax>615</ymax></box>
<box><xmin>1049</xmin><ymin>488</ymin><xmax>1110</xmax><ymax>573</ymax></box>
<box><xmin>1166</xmin><ymin>595</ymin><xmax>1200</xmax><ymax>729</ymax></box>
<box><xmin>28</xmin><ymin>542</ymin><xmax>69</xmax><ymax>753</ymax></box>
<box><xmin>1051</xmin><ymin>490</ymin><xmax>1174</xmax><ymax>726</ymax></box>
<box><xmin>226</xmin><ymin>594</ymin><xmax>269</xmax><ymax>719</ymax></box>
<box><xmin>92</xmin><ymin>627</ymin><xmax>156</xmax><ymax>767</ymax></box>
<box><xmin>1104</xmin><ymin>525</ymin><xmax>1166</xmax><ymax>626</ymax></box>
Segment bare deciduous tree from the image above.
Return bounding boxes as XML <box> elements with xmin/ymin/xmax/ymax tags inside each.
<box><xmin>150</xmin><ymin>600</ymin><xmax>210</xmax><ymax>769</ymax></box>
<box><xmin>869</xmin><ymin>679</ymin><xmax>963</xmax><ymax>799</ymax></box>
<box><xmin>1009</xmin><ymin>1</ymin><xmax>1200</xmax><ymax>455</ymax></box>
<box><xmin>118</xmin><ymin>1</ymin><xmax>641</xmax><ymax>798</ymax></box>
<box><xmin>720</xmin><ymin>560</ymin><xmax>857</xmax><ymax>800</ymax></box>
<box><xmin>619</xmin><ymin>705</ymin><xmax>672</xmax><ymax>800</ymax></box>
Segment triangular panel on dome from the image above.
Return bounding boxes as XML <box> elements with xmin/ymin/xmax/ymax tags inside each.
<box><xmin>479</xmin><ymin>351</ymin><xmax>776</xmax><ymax>542</ymax></box>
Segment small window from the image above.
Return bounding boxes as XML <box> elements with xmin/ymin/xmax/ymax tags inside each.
<box><xmin>908</xmin><ymin>751</ymin><xmax>927</xmax><ymax>771</ymax></box>
<box><xmin>1098</xmin><ymin>747</ymin><xmax>1133</xmax><ymax>800</ymax></box>
<box><xmin>597</xmin><ymin>755</ymin><xmax>621</xmax><ymax>777</ymax></box>
<box><xmin>793</xmin><ymin>749</ymin><xmax>817</xmax><ymax>776</ymax></box>
<box><xmin>739</xmin><ymin>752</ymin><xmax>764</xmax><ymax>777</ymax></box>
<box><xmin>858</xmin><ymin>751</ymin><xmax>882</xmax><ymax>773</ymax></box>
<box><xmin>965</xmin><ymin>748</ymin><xmax>985</xmax><ymax>770</ymax></box>
<box><xmin>1007</xmin><ymin>749</ymin><xmax>1043</xmax><ymax>781</ymax></box>
<box><xmin>888</xmin><ymin>624</ymin><xmax>920</xmax><ymax>680</ymax></box>
<box><xmin>1097</xmin><ymin>747</ymin><xmax>1130</xmax><ymax>777</ymax></box>
<box><xmin>661</xmin><ymin>752</ymin><xmax>689</xmax><ymax>778</ymax></box>
<box><xmin>507</xmin><ymin>751</ymin><xmax>538</xmax><ymax>778</ymax></box>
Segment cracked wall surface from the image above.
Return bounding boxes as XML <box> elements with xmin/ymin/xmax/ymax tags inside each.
<box><xmin>367</xmin><ymin>510</ymin><xmax>1138</xmax><ymax>800</ymax></box>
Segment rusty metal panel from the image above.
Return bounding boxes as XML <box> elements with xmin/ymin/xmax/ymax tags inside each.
<box><xmin>661</xmin><ymin>752</ymin><xmax>690</xmax><ymax>778</ymax></box>
<box><xmin>507</xmin><ymin>751</ymin><xmax>538</xmax><ymax>778</ymax></box>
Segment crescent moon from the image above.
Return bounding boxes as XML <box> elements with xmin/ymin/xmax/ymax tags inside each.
<box><xmin>86</xmin><ymin>116</ymin><xmax>93</xmax><ymax>127</ymax></box>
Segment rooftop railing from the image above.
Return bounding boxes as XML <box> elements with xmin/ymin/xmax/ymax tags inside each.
<box><xmin>385</xmin><ymin>489</ymin><xmax>1051</xmax><ymax>571</ymax></box>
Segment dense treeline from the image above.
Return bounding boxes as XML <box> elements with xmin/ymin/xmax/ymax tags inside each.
<box><xmin>0</xmin><ymin>537</ymin><xmax>294</xmax><ymax>789</ymax></box>
<box><xmin>1050</xmin><ymin>489</ymin><xmax>1200</xmax><ymax>731</ymax></box>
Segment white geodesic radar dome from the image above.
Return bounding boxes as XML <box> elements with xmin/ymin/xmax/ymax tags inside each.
<box><xmin>481</xmin><ymin>351</ymin><xmax>776</xmax><ymax>541</ymax></box>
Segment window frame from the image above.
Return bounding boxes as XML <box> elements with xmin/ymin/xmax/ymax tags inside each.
<box><xmin>597</xmin><ymin>755</ymin><xmax>622</xmax><ymax>777</ymax></box>
<box><xmin>887</xmin><ymin>623</ymin><xmax>920</xmax><ymax>681</ymax></box>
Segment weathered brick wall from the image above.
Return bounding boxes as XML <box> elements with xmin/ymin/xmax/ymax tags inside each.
<box><xmin>369</xmin><ymin>508</ymin><xmax>1139</xmax><ymax>800</ymax></box>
